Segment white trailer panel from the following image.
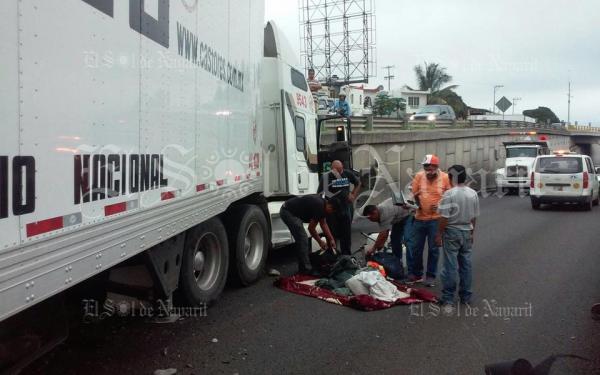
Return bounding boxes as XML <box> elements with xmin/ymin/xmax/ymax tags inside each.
<box><xmin>0</xmin><ymin>1</ymin><xmax>20</xmax><ymax>250</ymax></box>
<box><xmin>0</xmin><ymin>0</ymin><xmax>264</xmax><ymax>321</ymax></box>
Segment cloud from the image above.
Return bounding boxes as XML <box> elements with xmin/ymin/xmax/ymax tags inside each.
<box><xmin>268</xmin><ymin>0</ymin><xmax>600</xmax><ymax>124</ymax></box>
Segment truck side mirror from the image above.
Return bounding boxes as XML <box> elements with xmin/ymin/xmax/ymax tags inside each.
<box><xmin>595</xmin><ymin>167</ymin><xmax>600</xmax><ymax>174</ymax></box>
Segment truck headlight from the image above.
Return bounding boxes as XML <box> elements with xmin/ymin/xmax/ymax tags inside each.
<box><xmin>427</xmin><ymin>114</ymin><xmax>436</xmax><ymax>121</ymax></box>
<box><xmin>409</xmin><ymin>115</ymin><xmax>415</xmax><ymax>121</ymax></box>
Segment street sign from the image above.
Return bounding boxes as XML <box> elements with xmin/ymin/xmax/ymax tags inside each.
<box><xmin>496</xmin><ymin>96</ymin><xmax>512</xmax><ymax>113</ymax></box>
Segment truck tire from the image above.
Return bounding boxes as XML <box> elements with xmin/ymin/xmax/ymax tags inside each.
<box><xmin>179</xmin><ymin>218</ymin><xmax>229</xmax><ymax>306</ymax></box>
<box><xmin>531</xmin><ymin>198</ymin><xmax>541</xmax><ymax>210</ymax></box>
<box><xmin>226</xmin><ymin>205</ymin><xmax>269</xmax><ymax>286</ymax></box>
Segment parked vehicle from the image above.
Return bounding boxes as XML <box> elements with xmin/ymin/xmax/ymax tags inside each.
<box><xmin>530</xmin><ymin>152</ymin><xmax>599</xmax><ymax>210</ymax></box>
<box><xmin>409</xmin><ymin>105</ymin><xmax>456</xmax><ymax>121</ymax></box>
<box><xmin>0</xmin><ymin>2</ymin><xmax>354</xmax><ymax>371</ymax></box>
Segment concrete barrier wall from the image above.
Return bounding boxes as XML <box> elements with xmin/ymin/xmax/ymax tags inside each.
<box><xmin>347</xmin><ymin>128</ymin><xmax>573</xmax><ymax>192</ymax></box>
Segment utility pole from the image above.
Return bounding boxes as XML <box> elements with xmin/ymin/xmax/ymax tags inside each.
<box><xmin>493</xmin><ymin>85</ymin><xmax>503</xmax><ymax>114</ymax></box>
<box><xmin>382</xmin><ymin>65</ymin><xmax>395</xmax><ymax>92</ymax></box>
<box><xmin>512</xmin><ymin>97</ymin><xmax>522</xmax><ymax>115</ymax></box>
<box><xmin>567</xmin><ymin>80</ymin><xmax>573</xmax><ymax>125</ymax></box>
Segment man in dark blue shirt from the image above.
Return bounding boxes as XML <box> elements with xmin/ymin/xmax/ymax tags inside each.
<box><xmin>317</xmin><ymin>160</ymin><xmax>361</xmax><ymax>255</ymax></box>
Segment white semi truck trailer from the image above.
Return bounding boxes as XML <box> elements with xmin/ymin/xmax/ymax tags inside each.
<box><xmin>0</xmin><ymin>1</ymin><xmax>355</xmax><ymax>371</ymax></box>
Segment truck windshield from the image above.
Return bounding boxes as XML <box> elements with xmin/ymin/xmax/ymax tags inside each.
<box><xmin>506</xmin><ymin>147</ymin><xmax>537</xmax><ymax>158</ymax></box>
<box><xmin>535</xmin><ymin>157</ymin><xmax>583</xmax><ymax>174</ymax></box>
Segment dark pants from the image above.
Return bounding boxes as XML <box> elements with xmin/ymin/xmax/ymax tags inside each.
<box><xmin>280</xmin><ymin>207</ymin><xmax>312</xmax><ymax>271</ymax></box>
<box><xmin>390</xmin><ymin>219</ymin><xmax>406</xmax><ymax>263</ymax></box>
<box><xmin>408</xmin><ymin>219</ymin><xmax>440</xmax><ymax>279</ymax></box>
<box><xmin>402</xmin><ymin>215</ymin><xmax>416</xmax><ymax>268</ymax></box>
<box><xmin>326</xmin><ymin>206</ymin><xmax>352</xmax><ymax>255</ymax></box>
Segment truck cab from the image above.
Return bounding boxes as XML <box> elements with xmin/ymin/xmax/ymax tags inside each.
<box><xmin>495</xmin><ymin>140</ymin><xmax>551</xmax><ymax>193</ymax></box>
<box><xmin>261</xmin><ymin>22</ymin><xmax>354</xmax><ymax>247</ymax></box>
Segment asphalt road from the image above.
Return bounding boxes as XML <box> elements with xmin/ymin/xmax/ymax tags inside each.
<box><xmin>25</xmin><ymin>194</ymin><xmax>600</xmax><ymax>374</ymax></box>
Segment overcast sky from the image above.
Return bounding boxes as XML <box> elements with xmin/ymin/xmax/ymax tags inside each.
<box><xmin>265</xmin><ymin>0</ymin><xmax>600</xmax><ymax>125</ymax></box>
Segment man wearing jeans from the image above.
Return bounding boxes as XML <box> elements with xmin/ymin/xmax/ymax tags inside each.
<box><xmin>435</xmin><ymin>165</ymin><xmax>480</xmax><ymax>306</ymax></box>
<box><xmin>280</xmin><ymin>194</ymin><xmax>337</xmax><ymax>276</ymax></box>
<box><xmin>362</xmin><ymin>200</ymin><xmax>411</xmax><ymax>258</ymax></box>
<box><xmin>408</xmin><ymin>154</ymin><xmax>451</xmax><ymax>286</ymax></box>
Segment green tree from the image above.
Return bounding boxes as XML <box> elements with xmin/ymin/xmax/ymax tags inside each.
<box><xmin>413</xmin><ymin>62</ymin><xmax>458</xmax><ymax>98</ymax></box>
<box><xmin>523</xmin><ymin>107</ymin><xmax>560</xmax><ymax>124</ymax></box>
<box><xmin>373</xmin><ymin>93</ymin><xmax>405</xmax><ymax>117</ymax></box>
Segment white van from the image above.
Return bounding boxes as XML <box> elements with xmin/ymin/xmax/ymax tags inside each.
<box><xmin>530</xmin><ymin>152</ymin><xmax>600</xmax><ymax>210</ymax></box>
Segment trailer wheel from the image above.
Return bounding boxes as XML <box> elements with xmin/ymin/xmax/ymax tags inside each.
<box><xmin>227</xmin><ymin>205</ymin><xmax>269</xmax><ymax>285</ymax></box>
<box><xmin>179</xmin><ymin>218</ymin><xmax>229</xmax><ymax>306</ymax></box>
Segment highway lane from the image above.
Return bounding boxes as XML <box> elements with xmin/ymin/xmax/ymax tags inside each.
<box><xmin>25</xmin><ymin>194</ymin><xmax>600</xmax><ymax>374</ymax></box>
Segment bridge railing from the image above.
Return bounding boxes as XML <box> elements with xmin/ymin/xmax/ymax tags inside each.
<box><xmin>568</xmin><ymin>125</ymin><xmax>600</xmax><ymax>133</ymax></box>
<box><xmin>320</xmin><ymin>117</ymin><xmax>598</xmax><ymax>134</ymax></box>
<box><xmin>367</xmin><ymin>118</ymin><xmax>566</xmax><ymax>131</ymax></box>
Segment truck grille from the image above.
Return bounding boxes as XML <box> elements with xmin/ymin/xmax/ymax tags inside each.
<box><xmin>506</xmin><ymin>165</ymin><xmax>528</xmax><ymax>177</ymax></box>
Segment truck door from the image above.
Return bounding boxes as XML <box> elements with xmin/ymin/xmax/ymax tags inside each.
<box><xmin>293</xmin><ymin>114</ymin><xmax>310</xmax><ymax>192</ymax></box>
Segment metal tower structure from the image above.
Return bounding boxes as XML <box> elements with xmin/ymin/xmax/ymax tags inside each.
<box><xmin>299</xmin><ymin>0</ymin><xmax>376</xmax><ymax>86</ymax></box>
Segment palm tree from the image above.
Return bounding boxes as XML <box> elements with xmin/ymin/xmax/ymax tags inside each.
<box><xmin>410</xmin><ymin>62</ymin><xmax>467</xmax><ymax>118</ymax></box>
<box><xmin>413</xmin><ymin>62</ymin><xmax>457</xmax><ymax>94</ymax></box>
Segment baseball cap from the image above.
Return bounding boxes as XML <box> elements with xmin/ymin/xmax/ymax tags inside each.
<box><xmin>421</xmin><ymin>154</ymin><xmax>440</xmax><ymax>166</ymax></box>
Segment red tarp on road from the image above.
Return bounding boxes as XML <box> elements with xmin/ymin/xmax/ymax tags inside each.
<box><xmin>274</xmin><ymin>274</ymin><xmax>438</xmax><ymax>311</ymax></box>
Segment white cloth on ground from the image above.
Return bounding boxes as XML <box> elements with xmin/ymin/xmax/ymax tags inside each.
<box><xmin>346</xmin><ymin>270</ymin><xmax>409</xmax><ymax>302</ymax></box>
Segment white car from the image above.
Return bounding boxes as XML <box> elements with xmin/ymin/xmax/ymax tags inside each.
<box><xmin>530</xmin><ymin>152</ymin><xmax>600</xmax><ymax>210</ymax></box>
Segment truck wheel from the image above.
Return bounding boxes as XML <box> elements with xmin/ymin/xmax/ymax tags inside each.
<box><xmin>179</xmin><ymin>218</ymin><xmax>229</xmax><ymax>306</ymax></box>
<box><xmin>226</xmin><ymin>205</ymin><xmax>269</xmax><ymax>285</ymax></box>
<box><xmin>531</xmin><ymin>199</ymin><xmax>541</xmax><ymax>210</ymax></box>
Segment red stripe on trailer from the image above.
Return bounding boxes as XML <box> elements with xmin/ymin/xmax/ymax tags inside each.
<box><xmin>216</xmin><ymin>179</ymin><xmax>225</xmax><ymax>186</ymax></box>
<box><xmin>196</xmin><ymin>184</ymin><xmax>207</xmax><ymax>192</ymax></box>
<box><xmin>234</xmin><ymin>175</ymin><xmax>241</xmax><ymax>182</ymax></box>
<box><xmin>104</xmin><ymin>202</ymin><xmax>128</xmax><ymax>217</ymax></box>
<box><xmin>161</xmin><ymin>191</ymin><xmax>176</xmax><ymax>201</ymax></box>
<box><xmin>26</xmin><ymin>217</ymin><xmax>64</xmax><ymax>237</ymax></box>
<box><xmin>256</xmin><ymin>171</ymin><xmax>261</xmax><ymax>177</ymax></box>
<box><xmin>246</xmin><ymin>173</ymin><xmax>251</xmax><ymax>180</ymax></box>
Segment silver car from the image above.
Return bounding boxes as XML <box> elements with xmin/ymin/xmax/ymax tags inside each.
<box><xmin>409</xmin><ymin>105</ymin><xmax>456</xmax><ymax>121</ymax></box>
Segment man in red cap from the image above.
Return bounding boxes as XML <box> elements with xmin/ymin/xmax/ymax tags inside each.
<box><xmin>407</xmin><ymin>154</ymin><xmax>451</xmax><ymax>286</ymax></box>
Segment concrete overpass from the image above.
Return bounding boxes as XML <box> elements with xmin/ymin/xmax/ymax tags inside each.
<box><xmin>566</xmin><ymin>125</ymin><xmax>600</xmax><ymax>164</ymax></box>
<box><xmin>322</xmin><ymin>117</ymin><xmax>600</xmax><ymax>192</ymax></box>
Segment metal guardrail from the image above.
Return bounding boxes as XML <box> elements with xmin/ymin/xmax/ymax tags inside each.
<box><xmin>372</xmin><ymin>118</ymin><xmax>566</xmax><ymax>131</ymax></box>
<box><xmin>568</xmin><ymin>125</ymin><xmax>600</xmax><ymax>133</ymax></box>
<box><xmin>320</xmin><ymin>116</ymin><xmax>599</xmax><ymax>135</ymax></box>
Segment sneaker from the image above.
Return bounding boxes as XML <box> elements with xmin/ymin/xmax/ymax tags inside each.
<box><xmin>406</xmin><ymin>275</ymin><xmax>424</xmax><ymax>284</ymax></box>
<box><xmin>424</xmin><ymin>277</ymin><xmax>436</xmax><ymax>287</ymax></box>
